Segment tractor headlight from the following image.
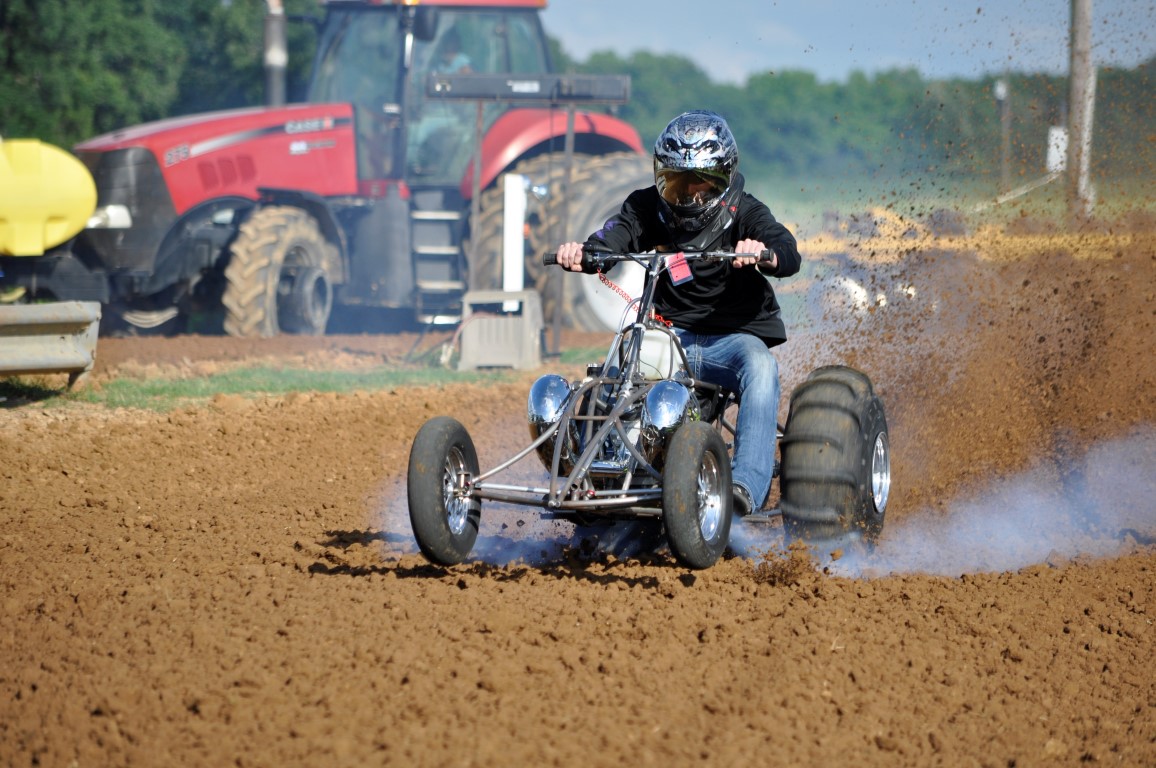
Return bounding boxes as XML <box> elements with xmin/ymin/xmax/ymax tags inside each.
<box><xmin>86</xmin><ymin>204</ymin><xmax>133</xmax><ymax>229</ymax></box>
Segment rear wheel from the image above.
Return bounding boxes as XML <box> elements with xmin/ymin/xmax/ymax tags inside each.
<box><xmin>223</xmin><ymin>206</ymin><xmax>337</xmax><ymax>337</ymax></box>
<box><xmin>533</xmin><ymin>152</ymin><xmax>651</xmax><ymax>331</ymax></box>
<box><xmin>663</xmin><ymin>421</ymin><xmax>733</xmax><ymax>569</ymax></box>
<box><xmin>779</xmin><ymin>366</ymin><xmax>890</xmax><ymax>544</ymax></box>
<box><xmin>468</xmin><ymin>151</ymin><xmax>651</xmax><ymax>331</ymax></box>
<box><xmin>407</xmin><ymin>416</ymin><xmax>481</xmax><ymax>565</ymax></box>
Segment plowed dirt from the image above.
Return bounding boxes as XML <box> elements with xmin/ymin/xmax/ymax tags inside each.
<box><xmin>2</xmin><ymin>237</ymin><xmax>1154</xmax><ymax>766</ymax></box>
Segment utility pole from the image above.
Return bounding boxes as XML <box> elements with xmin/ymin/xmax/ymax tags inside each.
<box><xmin>264</xmin><ymin>0</ymin><xmax>287</xmax><ymax>108</ymax></box>
<box><xmin>1066</xmin><ymin>0</ymin><xmax>1095</xmax><ymax>221</ymax></box>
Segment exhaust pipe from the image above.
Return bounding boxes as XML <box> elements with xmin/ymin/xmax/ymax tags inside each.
<box><xmin>264</xmin><ymin>0</ymin><xmax>286</xmax><ymax>107</ymax></box>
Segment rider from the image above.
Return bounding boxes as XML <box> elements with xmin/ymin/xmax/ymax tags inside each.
<box><xmin>554</xmin><ymin>109</ymin><xmax>801</xmax><ymax>516</ymax></box>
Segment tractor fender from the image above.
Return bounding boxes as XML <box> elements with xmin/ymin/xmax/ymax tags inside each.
<box><xmin>460</xmin><ymin>108</ymin><xmax>645</xmax><ymax>199</ymax></box>
<box><xmin>139</xmin><ymin>195</ymin><xmax>255</xmax><ymax>297</ymax></box>
<box><xmin>250</xmin><ymin>187</ymin><xmax>349</xmax><ymax>283</ymax></box>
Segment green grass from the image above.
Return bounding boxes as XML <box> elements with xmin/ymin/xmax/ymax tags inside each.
<box><xmin>2</xmin><ymin>364</ymin><xmax>513</xmax><ymax>412</ymax></box>
<box><xmin>1</xmin><ymin>344</ymin><xmax>611</xmax><ymax>413</ymax></box>
<box><xmin>85</xmin><ymin>366</ymin><xmax>519</xmax><ymax>409</ymax></box>
<box><xmin>558</xmin><ymin>345</ymin><xmax>607</xmax><ymax>365</ymax></box>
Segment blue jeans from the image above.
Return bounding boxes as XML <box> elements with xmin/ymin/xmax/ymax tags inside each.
<box><xmin>674</xmin><ymin>329</ymin><xmax>781</xmax><ymax>508</ymax></box>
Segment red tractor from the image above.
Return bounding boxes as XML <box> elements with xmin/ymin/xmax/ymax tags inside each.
<box><xmin>1</xmin><ymin>0</ymin><xmax>650</xmax><ymax>335</ymax></box>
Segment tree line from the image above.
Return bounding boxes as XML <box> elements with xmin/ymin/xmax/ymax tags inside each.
<box><xmin>572</xmin><ymin>49</ymin><xmax>1154</xmax><ymax>183</ymax></box>
<box><xmin>2</xmin><ymin>0</ymin><xmax>1152</xmax><ymax>182</ymax></box>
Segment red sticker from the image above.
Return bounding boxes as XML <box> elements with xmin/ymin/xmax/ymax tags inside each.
<box><xmin>666</xmin><ymin>252</ymin><xmax>693</xmax><ymax>285</ymax></box>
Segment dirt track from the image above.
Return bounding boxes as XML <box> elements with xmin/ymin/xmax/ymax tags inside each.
<box><xmin>2</xmin><ymin>237</ymin><xmax>1155</xmax><ymax>766</ymax></box>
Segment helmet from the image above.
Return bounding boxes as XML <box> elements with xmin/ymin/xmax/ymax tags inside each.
<box><xmin>653</xmin><ymin>110</ymin><xmax>739</xmax><ymax>232</ymax></box>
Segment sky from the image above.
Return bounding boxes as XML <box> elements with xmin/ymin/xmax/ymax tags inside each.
<box><xmin>540</xmin><ymin>0</ymin><xmax>1155</xmax><ymax>84</ymax></box>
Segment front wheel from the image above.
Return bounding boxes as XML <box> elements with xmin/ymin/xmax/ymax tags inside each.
<box><xmin>279</xmin><ymin>266</ymin><xmax>332</xmax><ymax>335</ymax></box>
<box><xmin>663</xmin><ymin>421</ymin><xmax>733</xmax><ymax>569</ymax></box>
<box><xmin>779</xmin><ymin>366</ymin><xmax>890</xmax><ymax>544</ymax></box>
<box><xmin>407</xmin><ymin>416</ymin><xmax>481</xmax><ymax>565</ymax></box>
<box><xmin>222</xmin><ymin>206</ymin><xmax>337</xmax><ymax>337</ymax></box>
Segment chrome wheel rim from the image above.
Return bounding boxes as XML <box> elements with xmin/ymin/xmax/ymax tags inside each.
<box><xmin>442</xmin><ymin>446</ymin><xmax>471</xmax><ymax>535</ymax></box>
<box><xmin>871</xmin><ymin>432</ymin><xmax>891</xmax><ymax>513</ymax></box>
<box><xmin>697</xmin><ymin>451</ymin><xmax>724</xmax><ymax>540</ymax></box>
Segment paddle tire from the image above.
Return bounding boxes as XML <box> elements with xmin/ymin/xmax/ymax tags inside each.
<box><xmin>223</xmin><ymin>206</ymin><xmax>338</xmax><ymax>337</ymax></box>
<box><xmin>662</xmin><ymin>421</ymin><xmax>734</xmax><ymax>569</ymax></box>
<box><xmin>407</xmin><ymin>416</ymin><xmax>481</xmax><ymax>565</ymax></box>
<box><xmin>779</xmin><ymin>366</ymin><xmax>890</xmax><ymax>544</ymax></box>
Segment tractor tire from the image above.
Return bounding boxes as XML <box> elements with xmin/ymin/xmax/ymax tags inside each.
<box><xmin>280</xmin><ymin>266</ymin><xmax>333</xmax><ymax>335</ymax></box>
<box><xmin>467</xmin><ymin>173</ymin><xmax>522</xmax><ymax>294</ymax></box>
<box><xmin>779</xmin><ymin>366</ymin><xmax>891</xmax><ymax>545</ymax></box>
<box><xmin>663</xmin><ymin>420</ymin><xmax>733</xmax><ymax>569</ymax></box>
<box><xmin>407</xmin><ymin>416</ymin><xmax>481</xmax><ymax>565</ymax></box>
<box><xmin>223</xmin><ymin>206</ymin><xmax>338</xmax><ymax>337</ymax></box>
<box><xmin>468</xmin><ymin>151</ymin><xmax>651</xmax><ymax>331</ymax></box>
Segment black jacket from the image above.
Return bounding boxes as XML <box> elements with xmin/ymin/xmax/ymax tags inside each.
<box><xmin>583</xmin><ymin>175</ymin><xmax>801</xmax><ymax>347</ymax></box>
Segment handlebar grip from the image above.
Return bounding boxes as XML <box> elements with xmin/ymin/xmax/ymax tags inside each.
<box><xmin>545</xmin><ymin>247</ymin><xmax>619</xmax><ymax>270</ymax></box>
<box><xmin>543</xmin><ymin>250</ymin><xmax>602</xmax><ymax>270</ymax></box>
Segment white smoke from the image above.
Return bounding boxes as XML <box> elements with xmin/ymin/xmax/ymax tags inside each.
<box><xmin>375</xmin><ymin>428</ymin><xmax>1155</xmax><ymax>574</ymax></box>
<box><xmin>374</xmin><ymin>449</ymin><xmax>667</xmax><ymax>566</ymax></box>
<box><xmin>829</xmin><ymin>426</ymin><xmax>1156</xmax><ymax>578</ymax></box>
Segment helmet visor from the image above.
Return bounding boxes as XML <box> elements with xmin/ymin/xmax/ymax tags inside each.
<box><xmin>656</xmin><ymin>166</ymin><xmax>729</xmax><ymax>208</ymax></box>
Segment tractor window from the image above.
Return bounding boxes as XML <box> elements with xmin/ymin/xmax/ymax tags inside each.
<box><xmin>506</xmin><ymin>13</ymin><xmax>550</xmax><ymax>74</ymax></box>
<box><xmin>407</xmin><ymin>12</ymin><xmax>500</xmax><ymax>183</ymax></box>
<box><xmin>414</xmin><ymin>12</ymin><xmax>504</xmax><ymax>75</ymax></box>
<box><xmin>308</xmin><ymin>9</ymin><xmax>402</xmax><ymax>106</ymax></box>
<box><xmin>405</xmin><ymin>10</ymin><xmax>548</xmax><ymax>183</ymax></box>
<box><xmin>308</xmin><ymin>9</ymin><xmax>405</xmax><ymax>180</ymax></box>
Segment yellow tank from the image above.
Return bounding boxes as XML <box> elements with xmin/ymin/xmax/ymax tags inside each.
<box><xmin>0</xmin><ymin>138</ymin><xmax>97</xmax><ymax>256</ymax></box>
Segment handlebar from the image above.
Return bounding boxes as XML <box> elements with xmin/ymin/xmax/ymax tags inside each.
<box><xmin>541</xmin><ymin>248</ymin><xmax>772</xmax><ymax>270</ymax></box>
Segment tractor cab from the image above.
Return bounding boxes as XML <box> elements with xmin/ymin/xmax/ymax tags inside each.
<box><xmin>306</xmin><ymin>3</ymin><xmax>552</xmax><ymax>186</ymax></box>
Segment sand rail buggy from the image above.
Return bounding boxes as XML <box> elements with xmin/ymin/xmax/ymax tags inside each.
<box><xmin>407</xmin><ymin>250</ymin><xmax>892</xmax><ymax>569</ymax></box>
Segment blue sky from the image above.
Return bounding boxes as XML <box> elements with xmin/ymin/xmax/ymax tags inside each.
<box><xmin>540</xmin><ymin>0</ymin><xmax>1155</xmax><ymax>83</ymax></box>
